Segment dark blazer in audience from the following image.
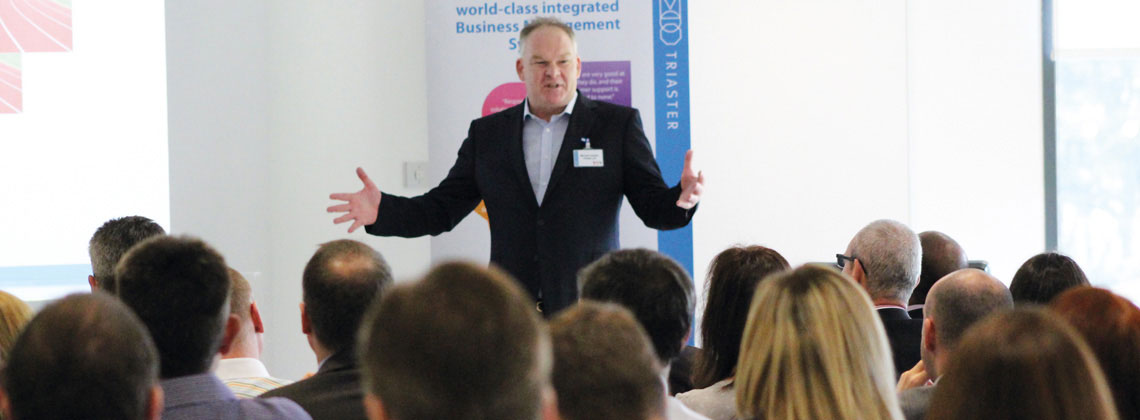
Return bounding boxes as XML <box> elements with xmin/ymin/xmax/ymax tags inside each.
<box><xmin>260</xmin><ymin>350</ymin><xmax>364</xmax><ymax>420</ymax></box>
<box><xmin>877</xmin><ymin>307</ymin><xmax>923</xmax><ymax>376</ymax></box>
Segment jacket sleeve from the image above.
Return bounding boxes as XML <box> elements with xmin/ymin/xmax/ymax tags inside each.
<box><xmin>621</xmin><ymin>110</ymin><xmax>697</xmax><ymax>230</ymax></box>
<box><xmin>365</xmin><ymin>135</ymin><xmax>482</xmax><ymax>238</ymax></box>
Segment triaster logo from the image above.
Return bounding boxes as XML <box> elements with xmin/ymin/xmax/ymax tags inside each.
<box><xmin>658</xmin><ymin>0</ymin><xmax>682</xmax><ymax>46</ymax></box>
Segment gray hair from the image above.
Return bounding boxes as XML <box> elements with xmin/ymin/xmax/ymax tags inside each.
<box><xmin>847</xmin><ymin>219</ymin><xmax>921</xmax><ymax>302</ymax></box>
<box><xmin>88</xmin><ymin>216</ymin><xmax>166</xmax><ymax>292</ymax></box>
<box><xmin>518</xmin><ymin>16</ymin><xmax>577</xmax><ymax>57</ymax></box>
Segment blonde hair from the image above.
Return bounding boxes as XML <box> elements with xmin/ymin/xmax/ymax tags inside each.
<box><xmin>0</xmin><ymin>290</ymin><xmax>33</xmax><ymax>362</ymax></box>
<box><xmin>735</xmin><ymin>265</ymin><xmax>902</xmax><ymax>420</ymax></box>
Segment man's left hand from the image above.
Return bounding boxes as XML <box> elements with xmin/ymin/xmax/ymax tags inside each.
<box><xmin>676</xmin><ymin>150</ymin><xmax>704</xmax><ymax>209</ymax></box>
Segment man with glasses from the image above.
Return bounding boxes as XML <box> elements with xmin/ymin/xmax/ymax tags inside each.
<box><xmin>838</xmin><ymin>219</ymin><xmax>923</xmax><ymax>378</ymax></box>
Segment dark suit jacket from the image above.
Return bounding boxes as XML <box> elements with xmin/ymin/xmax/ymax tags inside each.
<box><xmin>368</xmin><ymin>94</ymin><xmax>695</xmax><ymax>315</ymax></box>
<box><xmin>877</xmin><ymin>307</ymin><xmax>923</xmax><ymax>378</ymax></box>
<box><xmin>259</xmin><ymin>351</ymin><xmax>364</xmax><ymax>420</ymax></box>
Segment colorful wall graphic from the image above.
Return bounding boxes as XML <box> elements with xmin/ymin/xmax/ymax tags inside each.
<box><xmin>0</xmin><ymin>0</ymin><xmax>72</xmax><ymax>113</ymax></box>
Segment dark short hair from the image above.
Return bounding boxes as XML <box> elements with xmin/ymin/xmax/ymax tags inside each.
<box><xmin>550</xmin><ymin>302</ymin><xmax>664</xmax><ymax>420</ymax></box>
<box><xmin>2</xmin><ymin>293</ymin><xmax>158</xmax><ymax>420</ymax></box>
<box><xmin>358</xmin><ymin>262</ymin><xmax>548</xmax><ymax>420</ymax></box>
<box><xmin>928</xmin><ymin>308</ymin><xmax>1117</xmax><ymax>420</ymax></box>
<box><xmin>692</xmin><ymin>245</ymin><xmax>789</xmax><ymax>388</ymax></box>
<box><xmin>578</xmin><ymin>249</ymin><xmax>694</xmax><ymax>363</ymax></box>
<box><xmin>1051</xmin><ymin>287</ymin><xmax>1140</xmax><ymax>420</ymax></box>
<box><xmin>303</xmin><ymin>239</ymin><xmax>392</xmax><ymax>353</ymax></box>
<box><xmin>115</xmin><ymin>235</ymin><xmax>230</xmax><ymax>378</ymax></box>
<box><xmin>910</xmin><ymin>231</ymin><xmax>968</xmax><ymax>306</ymax></box>
<box><xmin>1009</xmin><ymin>252</ymin><xmax>1089</xmax><ymax>305</ymax></box>
<box><xmin>88</xmin><ymin>216</ymin><xmax>165</xmax><ymax>292</ymax></box>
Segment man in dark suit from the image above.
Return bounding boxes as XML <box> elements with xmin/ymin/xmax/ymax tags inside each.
<box><xmin>838</xmin><ymin>219</ymin><xmax>924</xmax><ymax>377</ymax></box>
<box><xmin>259</xmin><ymin>240</ymin><xmax>393</xmax><ymax>420</ymax></box>
<box><xmin>328</xmin><ymin>17</ymin><xmax>703</xmax><ymax>316</ymax></box>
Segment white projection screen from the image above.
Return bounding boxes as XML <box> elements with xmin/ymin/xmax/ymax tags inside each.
<box><xmin>0</xmin><ymin>1</ymin><xmax>169</xmax><ymax>302</ymax></box>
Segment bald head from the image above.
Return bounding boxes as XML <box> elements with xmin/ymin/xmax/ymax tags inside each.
<box><xmin>845</xmin><ymin>219</ymin><xmax>921</xmax><ymax>302</ymax></box>
<box><xmin>926</xmin><ymin>269</ymin><xmax>1012</xmax><ymax>351</ymax></box>
<box><xmin>911</xmin><ymin>231</ymin><xmax>969</xmax><ymax>306</ymax></box>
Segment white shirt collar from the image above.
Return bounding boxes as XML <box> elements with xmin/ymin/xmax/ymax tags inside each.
<box><xmin>213</xmin><ymin>357</ymin><xmax>271</xmax><ymax>380</ymax></box>
<box><xmin>522</xmin><ymin>91</ymin><xmax>579</xmax><ymax>121</ymax></box>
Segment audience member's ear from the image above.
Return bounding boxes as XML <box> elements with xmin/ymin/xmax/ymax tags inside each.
<box><xmin>363</xmin><ymin>394</ymin><xmax>388</xmax><ymax>420</ymax></box>
<box><xmin>922</xmin><ymin>318</ymin><xmax>937</xmax><ymax>353</ymax></box>
<box><xmin>300</xmin><ymin>302</ymin><xmax>311</xmax><ymax>335</ymax></box>
<box><xmin>88</xmin><ymin>275</ymin><xmax>98</xmax><ymax>292</ymax></box>
<box><xmin>146</xmin><ymin>385</ymin><xmax>164</xmax><ymax>420</ymax></box>
<box><xmin>250</xmin><ymin>301</ymin><xmax>264</xmax><ymax>334</ymax></box>
<box><xmin>541</xmin><ymin>386</ymin><xmax>562</xmax><ymax>420</ymax></box>
<box><xmin>0</xmin><ymin>386</ymin><xmax>12</xmax><ymax>420</ymax></box>
<box><xmin>218</xmin><ymin>314</ymin><xmax>241</xmax><ymax>355</ymax></box>
<box><xmin>851</xmin><ymin>259</ymin><xmax>868</xmax><ymax>288</ymax></box>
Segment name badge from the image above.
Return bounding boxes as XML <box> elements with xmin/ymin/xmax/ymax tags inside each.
<box><xmin>574</xmin><ymin>149</ymin><xmax>604</xmax><ymax>167</ymax></box>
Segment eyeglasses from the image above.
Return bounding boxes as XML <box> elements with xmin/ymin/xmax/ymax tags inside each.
<box><xmin>835</xmin><ymin>254</ymin><xmax>865</xmax><ymax>275</ymax></box>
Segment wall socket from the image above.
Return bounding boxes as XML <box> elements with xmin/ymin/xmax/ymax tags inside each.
<box><xmin>404</xmin><ymin>161</ymin><xmax>429</xmax><ymax>188</ymax></box>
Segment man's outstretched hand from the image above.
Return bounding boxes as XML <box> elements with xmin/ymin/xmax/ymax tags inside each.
<box><xmin>328</xmin><ymin>167</ymin><xmax>382</xmax><ymax>233</ymax></box>
<box><xmin>676</xmin><ymin>150</ymin><xmax>704</xmax><ymax>209</ymax></box>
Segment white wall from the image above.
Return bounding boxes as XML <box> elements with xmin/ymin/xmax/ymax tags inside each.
<box><xmin>168</xmin><ymin>0</ymin><xmax>1043</xmax><ymax>377</ymax></box>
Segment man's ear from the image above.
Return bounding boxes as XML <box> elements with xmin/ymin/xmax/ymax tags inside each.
<box><xmin>145</xmin><ymin>385</ymin><xmax>164</xmax><ymax>420</ymax></box>
<box><xmin>851</xmin><ymin>259</ymin><xmax>868</xmax><ymax>289</ymax></box>
<box><xmin>922</xmin><ymin>317</ymin><xmax>937</xmax><ymax>353</ymax></box>
<box><xmin>363</xmin><ymin>393</ymin><xmax>388</xmax><ymax>420</ymax></box>
<box><xmin>88</xmin><ymin>275</ymin><xmax>99</xmax><ymax>292</ymax></box>
<box><xmin>516</xmin><ymin>58</ymin><xmax>525</xmax><ymax>81</ymax></box>
<box><xmin>250</xmin><ymin>301</ymin><xmax>264</xmax><ymax>334</ymax></box>
<box><xmin>218</xmin><ymin>314</ymin><xmax>241</xmax><ymax>355</ymax></box>
<box><xmin>300</xmin><ymin>302</ymin><xmax>311</xmax><ymax>335</ymax></box>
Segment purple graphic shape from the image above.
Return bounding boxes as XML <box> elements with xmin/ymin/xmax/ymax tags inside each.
<box><xmin>579</xmin><ymin>61</ymin><xmax>631</xmax><ymax>107</ymax></box>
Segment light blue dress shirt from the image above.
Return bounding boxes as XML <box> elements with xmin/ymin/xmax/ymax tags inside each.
<box><xmin>522</xmin><ymin>92</ymin><xmax>578</xmax><ymax>205</ymax></box>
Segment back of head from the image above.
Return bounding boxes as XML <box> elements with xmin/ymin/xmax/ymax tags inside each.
<box><xmin>2</xmin><ymin>293</ymin><xmax>158</xmax><ymax>420</ymax></box>
<box><xmin>578</xmin><ymin>249</ymin><xmax>694</xmax><ymax>364</ymax></box>
<box><xmin>911</xmin><ymin>231</ymin><xmax>968</xmax><ymax>306</ymax></box>
<box><xmin>928</xmin><ymin>307</ymin><xmax>1117</xmax><ymax>420</ymax></box>
<box><xmin>846</xmin><ymin>219</ymin><xmax>921</xmax><ymax>302</ymax></box>
<box><xmin>115</xmin><ymin>235</ymin><xmax>230</xmax><ymax>378</ymax></box>
<box><xmin>549</xmin><ymin>302</ymin><xmax>664</xmax><ymax>420</ymax></box>
<box><xmin>88</xmin><ymin>216</ymin><xmax>165</xmax><ymax>293</ymax></box>
<box><xmin>0</xmin><ymin>290</ymin><xmax>33</xmax><ymax>363</ymax></box>
<box><xmin>227</xmin><ymin>268</ymin><xmax>252</xmax><ymax>322</ymax></box>
<box><xmin>1050</xmin><ymin>287</ymin><xmax>1140</xmax><ymax>420</ymax></box>
<box><xmin>1010</xmin><ymin>252</ymin><xmax>1089</xmax><ymax>305</ymax></box>
<box><xmin>735</xmin><ymin>265</ymin><xmax>901</xmax><ymax>420</ymax></box>
<box><xmin>358</xmin><ymin>262</ymin><xmax>548</xmax><ymax>420</ymax></box>
<box><xmin>926</xmin><ymin>268</ymin><xmax>1012</xmax><ymax>352</ymax></box>
<box><xmin>693</xmin><ymin>245</ymin><xmax>789</xmax><ymax>388</ymax></box>
<box><xmin>303</xmin><ymin>239</ymin><xmax>393</xmax><ymax>354</ymax></box>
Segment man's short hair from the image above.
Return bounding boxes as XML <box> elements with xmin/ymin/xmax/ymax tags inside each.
<box><xmin>846</xmin><ymin>219</ymin><xmax>922</xmax><ymax>302</ymax></box>
<box><xmin>88</xmin><ymin>216</ymin><xmax>165</xmax><ymax>292</ymax></box>
<box><xmin>358</xmin><ymin>262</ymin><xmax>549</xmax><ymax>420</ymax></box>
<box><xmin>578</xmin><ymin>248</ymin><xmax>695</xmax><ymax>363</ymax></box>
<box><xmin>911</xmin><ymin>231</ymin><xmax>968</xmax><ymax>305</ymax></box>
<box><xmin>2</xmin><ymin>293</ymin><xmax>159</xmax><ymax>420</ymax></box>
<box><xmin>926</xmin><ymin>269</ymin><xmax>1012</xmax><ymax>350</ymax></box>
<box><xmin>227</xmin><ymin>268</ymin><xmax>253</xmax><ymax>322</ymax></box>
<box><xmin>115</xmin><ymin>235</ymin><xmax>230</xmax><ymax>378</ymax></box>
<box><xmin>303</xmin><ymin>239</ymin><xmax>392</xmax><ymax>354</ymax></box>
<box><xmin>1010</xmin><ymin>252</ymin><xmax>1089</xmax><ymax>305</ymax></box>
<box><xmin>518</xmin><ymin>16</ymin><xmax>576</xmax><ymax>57</ymax></box>
<box><xmin>550</xmin><ymin>301</ymin><xmax>664</xmax><ymax>420</ymax></box>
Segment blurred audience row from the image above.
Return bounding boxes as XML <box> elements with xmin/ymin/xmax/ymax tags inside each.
<box><xmin>0</xmin><ymin>216</ymin><xmax>1136</xmax><ymax>420</ymax></box>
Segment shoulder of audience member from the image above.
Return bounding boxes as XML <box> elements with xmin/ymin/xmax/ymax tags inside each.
<box><xmin>241</xmin><ymin>396</ymin><xmax>313</xmax><ymax>419</ymax></box>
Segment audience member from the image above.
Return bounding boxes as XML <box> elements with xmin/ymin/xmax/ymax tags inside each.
<box><xmin>260</xmin><ymin>239</ymin><xmax>392</xmax><ymax>420</ymax></box>
<box><xmin>908</xmin><ymin>231</ymin><xmax>968</xmax><ymax>318</ymax></box>
<box><xmin>839</xmin><ymin>219</ymin><xmax>923</xmax><ymax>376</ymax></box>
<box><xmin>896</xmin><ymin>268</ymin><xmax>1013</xmax><ymax>420</ymax></box>
<box><xmin>927</xmin><ymin>307</ymin><xmax>1118</xmax><ymax>420</ymax></box>
<box><xmin>550</xmin><ymin>301</ymin><xmax>666</xmax><ymax>420</ymax></box>
<box><xmin>1010</xmin><ymin>252</ymin><xmax>1090</xmax><ymax>305</ymax></box>
<box><xmin>1</xmin><ymin>293</ymin><xmax>162</xmax><ymax>420</ymax></box>
<box><xmin>578</xmin><ymin>249</ymin><xmax>711</xmax><ymax>420</ymax></box>
<box><xmin>677</xmin><ymin>245</ymin><xmax>789</xmax><ymax>420</ymax></box>
<box><xmin>116</xmin><ymin>236</ymin><xmax>310</xmax><ymax>420</ymax></box>
<box><xmin>1051</xmin><ymin>287</ymin><xmax>1140</xmax><ymax>420</ymax></box>
<box><xmin>216</xmin><ymin>268</ymin><xmax>292</xmax><ymax>397</ymax></box>
<box><xmin>357</xmin><ymin>261</ymin><xmax>558</xmax><ymax>420</ymax></box>
<box><xmin>735</xmin><ymin>264</ymin><xmax>903</xmax><ymax>420</ymax></box>
<box><xmin>87</xmin><ymin>215</ymin><xmax>165</xmax><ymax>293</ymax></box>
<box><xmin>0</xmin><ymin>290</ymin><xmax>32</xmax><ymax>363</ymax></box>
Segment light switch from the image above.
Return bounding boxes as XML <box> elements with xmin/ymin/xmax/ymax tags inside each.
<box><xmin>404</xmin><ymin>161</ymin><xmax>429</xmax><ymax>188</ymax></box>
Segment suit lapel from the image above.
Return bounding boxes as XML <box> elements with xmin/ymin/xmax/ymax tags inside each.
<box><xmin>544</xmin><ymin>94</ymin><xmax>596</xmax><ymax>205</ymax></box>
<box><xmin>504</xmin><ymin>103</ymin><xmax>539</xmax><ymax>208</ymax></box>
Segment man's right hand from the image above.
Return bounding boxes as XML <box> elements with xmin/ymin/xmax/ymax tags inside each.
<box><xmin>896</xmin><ymin>360</ymin><xmax>931</xmax><ymax>393</ymax></box>
<box><xmin>328</xmin><ymin>167</ymin><xmax>382</xmax><ymax>233</ymax></box>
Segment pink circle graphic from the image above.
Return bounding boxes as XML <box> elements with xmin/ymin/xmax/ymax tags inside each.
<box><xmin>482</xmin><ymin>82</ymin><xmax>526</xmax><ymax>116</ymax></box>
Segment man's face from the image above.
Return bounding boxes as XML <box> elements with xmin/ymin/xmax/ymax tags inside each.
<box><xmin>516</xmin><ymin>25</ymin><xmax>581</xmax><ymax>119</ymax></box>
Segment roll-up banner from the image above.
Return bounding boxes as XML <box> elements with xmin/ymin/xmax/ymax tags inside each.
<box><xmin>424</xmin><ymin>0</ymin><xmax>693</xmax><ymax>275</ymax></box>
